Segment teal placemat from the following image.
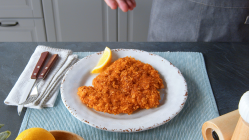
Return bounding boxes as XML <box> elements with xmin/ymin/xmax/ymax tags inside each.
<box><xmin>19</xmin><ymin>52</ymin><xmax>219</xmax><ymax>140</ymax></box>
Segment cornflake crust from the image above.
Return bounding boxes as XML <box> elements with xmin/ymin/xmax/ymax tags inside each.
<box><xmin>77</xmin><ymin>56</ymin><xmax>164</xmax><ymax>115</ymax></box>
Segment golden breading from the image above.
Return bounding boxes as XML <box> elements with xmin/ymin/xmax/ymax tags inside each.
<box><xmin>77</xmin><ymin>57</ymin><xmax>164</xmax><ymax>115</ymax></box>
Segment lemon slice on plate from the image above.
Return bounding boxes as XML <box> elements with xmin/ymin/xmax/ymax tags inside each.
<box><xmin>91</xmin><ymin>47</ymin><xmax>112</xmax><ymax>73</ymax></box>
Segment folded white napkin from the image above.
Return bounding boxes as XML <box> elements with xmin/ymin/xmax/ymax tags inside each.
<box><xmin>4</xmin><ymin>45</ymin><xmax>78</xmax><ymax>109</ymax></box>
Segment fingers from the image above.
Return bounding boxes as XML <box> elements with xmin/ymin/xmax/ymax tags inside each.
<box><xmin>105</xmin><ymin>0</ymin><xmax>136</xmax><ymax>12</ymax></box>
<box><xmin>126</xmin><ymin>0</ymin><xmax>134</xmax><ymax>10</ymax></box>
<box><xmin>125</xmin><ymin>0</ymin><xmax>136</xmax><ymax>11</ymax></box>
<box><xmin>105</xmin><ymin>0</ymin><xmax>118</xmax><ymax>10</ymax></box>
<box><xmin>131</xmin><ymin>0</ymin><xmax>136</xmax><ymax>8</ymax></box>
<box><xmin>117</xmin><ymin>0</ymin><xmax>129</xmax><ymax>12</ymax></box>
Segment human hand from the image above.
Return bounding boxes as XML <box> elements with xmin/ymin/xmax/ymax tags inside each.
<box><xmin>104</xmin><ymin>0</ymin><xmax>136</xmax><ymax>12</ymax></box>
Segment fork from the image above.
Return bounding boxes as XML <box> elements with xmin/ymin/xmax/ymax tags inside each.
<box><xmin>19</xmin><ymin>83</ymin><xmax>39</xmax><ymax>105</ymax></box>
<box><xmin>18</xmin><ymin>54</ymin><xmax>59</xmax><ymax>106</ymax></box>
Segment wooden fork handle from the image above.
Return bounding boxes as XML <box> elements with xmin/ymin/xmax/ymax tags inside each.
<box><xmin>38</xmin><ymin>54</ymin><xmax>59</xmax><ymax>79</ymax></box>
<box><xmin>31</xmin><ymin>51</ymin><xmax>49</xmax><ymax>79</ymax></box>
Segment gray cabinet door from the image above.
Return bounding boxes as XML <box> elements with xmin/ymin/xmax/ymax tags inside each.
<box><xmin>51</xmin><ymin>0</ymin><xmax>117</xmax><ymax>42</ymax></box>
<box><xmin>118</xmin><ymin>0</ymin><xmax>152</xmax><ymax>42</ymax></box>
<box><xmin>0</xmin><ymin>0</ymin><xmax>43</xmax><ymax>18</ymax></box>
<box><xmin>45</xmin><ymin>0</ymin><xmax>152</xmax><ymax>42</ymax></box>
<box><xmin>0</xmin><ymin>19</ymin><xmax>46</xmax><ymax>42</ymax></box>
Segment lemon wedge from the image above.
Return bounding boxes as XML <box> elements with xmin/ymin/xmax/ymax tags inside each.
<box><xmin>91</xmin><ymin>47</ymin><xmax>112</xmax><ymax>73</ymax></box>
<box><xmin>16</xmin><ymin>128</ymin><xmax>55</xmax><ymax>140</ymax></box>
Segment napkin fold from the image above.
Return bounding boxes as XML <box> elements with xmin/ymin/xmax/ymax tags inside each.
<box><xmin>4</xmin><ymin>45</ymin><xmax>78</xmax><ymax>109</ymax></box>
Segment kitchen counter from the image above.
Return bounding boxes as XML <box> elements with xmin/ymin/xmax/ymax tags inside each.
<box><xmin>1</xmin><ymin>42</ymin><xmax>249</xmax><ymax>139</ymax></box>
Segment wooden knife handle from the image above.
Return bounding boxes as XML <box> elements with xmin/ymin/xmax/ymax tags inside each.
<box><xmin>38</xmin><ymin>54</ymin><xmax>59</xmax><ymax>79</ymax></box>
<box><xmin>31</xmin><ymin>51</ymin><xmax>49</xmax><ymax>79</ymax></box>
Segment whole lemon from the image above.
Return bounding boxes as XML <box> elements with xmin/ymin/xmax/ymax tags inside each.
<box><xmin>16</xmin><ymin>127</ymin><xmax>55</xmax><ymax>140</ymax></box>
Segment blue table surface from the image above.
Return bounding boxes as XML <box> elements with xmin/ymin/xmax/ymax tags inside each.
<box><xmin>1</xmin><ymin>42</ymin><xmax>249</xmax><ymax>139</ymax></box>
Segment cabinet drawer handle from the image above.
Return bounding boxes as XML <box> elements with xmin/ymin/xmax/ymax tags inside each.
<box><xmin>0</xmin><ymin>22</ymin><xmax>18</xmax><ymax>27</ymax></box>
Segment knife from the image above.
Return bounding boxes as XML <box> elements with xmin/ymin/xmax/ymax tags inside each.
<box><xmin>38</xmin><ymin>54</ymin><xmax>58</xmax><ymax>79</ymax></box>
<box><xmin>17</xmin><ymin>51</ymin><xmax>49</xmax><ymax>116</ymax></box>
<box><xmin>32</xmin><ymin>54</ymin><xmax>59</xmax><ymax>106</ymax></box>
<box><xmin>17</xmin><ymin>53</ymin><xmax>59</xmax><ymax>115</ymax></box>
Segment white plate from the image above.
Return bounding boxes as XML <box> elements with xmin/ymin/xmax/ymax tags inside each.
<box><xmin>61</xmin><ymin>49</ymin><xmax>188</xmax><ymax>132</ymax></box>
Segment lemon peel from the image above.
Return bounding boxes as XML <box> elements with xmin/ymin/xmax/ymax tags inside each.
<box><xmin>16</xmin><ymin>128</ymin><xmax>55</xmax><ymax>140</ymax></box>
<box><xmin>91</xmin><ymin>47</ymin><xmax>112</xmax><ymax>73</ymax></box>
